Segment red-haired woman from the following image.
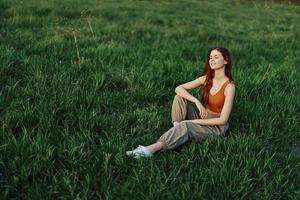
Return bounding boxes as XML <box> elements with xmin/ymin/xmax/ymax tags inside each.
<box><xmin>127</xmin><ymin>47</ymin><xmax>236</xmax><ymax>158</ymax></box>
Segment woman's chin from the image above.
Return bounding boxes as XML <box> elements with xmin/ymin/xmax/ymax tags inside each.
<box><xmin>211</xmin><ymin>65</ymin><xmax>224</xmax><ymax>70</ymax></box>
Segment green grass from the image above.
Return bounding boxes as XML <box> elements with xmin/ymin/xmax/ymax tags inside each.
<box><xmin>0</xmin><ymin>0</ymin><xmax>299</xmax><ymax>199</ymax></box>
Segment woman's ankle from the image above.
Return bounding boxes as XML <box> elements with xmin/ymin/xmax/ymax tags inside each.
<box><xmin>146</xmin><ymin>142</ymin><xmax>163</xmax><ymax>153</ymax></box>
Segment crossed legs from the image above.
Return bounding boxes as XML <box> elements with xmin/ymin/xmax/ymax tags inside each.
<box><xmin>146</xmin><ymin>95</ymin><xmax>200</xmax><ymax>153</ymax></box>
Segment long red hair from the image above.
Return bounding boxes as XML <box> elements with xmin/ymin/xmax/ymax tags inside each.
<box><xmin>200</xmin><ymin>47</ymin><xmax>233</xmax><ymax>106</ymax></box>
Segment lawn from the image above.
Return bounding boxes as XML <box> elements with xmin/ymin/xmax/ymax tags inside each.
<box><xmin>0</xmin><ymin>0</ymin><xmax>299</xmax><ymax>199</ymax></box>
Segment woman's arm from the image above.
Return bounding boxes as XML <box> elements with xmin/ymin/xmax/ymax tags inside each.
<box><xmin>190</xmin><ymin>83</ymin><xmax>236</xmax><ymax>125</ymax></box>
<box><xmin>175</xmin><ymin>75</ymin><xmax>206</xmax><ymax>103</ymax></box>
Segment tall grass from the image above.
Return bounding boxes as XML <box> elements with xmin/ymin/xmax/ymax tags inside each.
<box><xmin>0</xmin><ymin>0</ymin><xmax>299</xmax><ymax>199</ymax></box>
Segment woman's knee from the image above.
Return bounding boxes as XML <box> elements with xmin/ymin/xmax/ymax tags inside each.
<box><xmin>174</xmin><ymin>94</ymin><xmax>181</xmax><ymax>100</ymax></box>
<box><xmin>174</xmin><ymin>94</ymin><xmax>185</xmax><ymax>103</ymax></box>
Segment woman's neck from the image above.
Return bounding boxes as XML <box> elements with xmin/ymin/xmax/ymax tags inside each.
<box><xmin>214</xmin><ymin>66</ymin><xmax>227</xmax><ymax>81</ymax></box>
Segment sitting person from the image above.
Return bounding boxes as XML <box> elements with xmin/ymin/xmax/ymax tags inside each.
<box><xmin>126</xmin><ymin>47</ymin><xmax>236</xmax><ymax>158</ymax></box>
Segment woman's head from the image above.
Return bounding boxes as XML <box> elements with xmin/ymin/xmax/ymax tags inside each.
<box><xmin>203</xmin><ymin>47</ymin><xmax>233</xmax><ymax>79</ymax></box>
<box><xmin>200</xmin><ymin>47</ymin><xmax>233</xmax><ymax>105</ymax></box>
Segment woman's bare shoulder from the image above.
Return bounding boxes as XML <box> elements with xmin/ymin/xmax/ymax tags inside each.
<box><xmin>197</xmin><ymin>75</ymin><xmax>207</xmax><ymax>83</ymax></box>
<box><xmin>225</xmin><ymin>82</ymin><xmax>236</xmax><ymax>95</ymax></box>
<box><xmin>177</xmin><ymin>75</ymin><xmax>207</xmax><ymax>90</ymax></box>
<box><xmin>194</xmin><ymin>75</ymin><xmax>207</xmax><ymax>86</ymax></box>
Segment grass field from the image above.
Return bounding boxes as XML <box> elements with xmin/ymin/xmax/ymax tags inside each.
<box><xmin>0</xmin><ymin>0</ymin><xmax>299</xmax><ymax>199</ymax></box>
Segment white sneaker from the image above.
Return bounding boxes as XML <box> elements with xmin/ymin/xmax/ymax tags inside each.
<box><xmin>126</xmin><ymin>145</ymin><xmax>153</xmax><ymax>158</ymax></box>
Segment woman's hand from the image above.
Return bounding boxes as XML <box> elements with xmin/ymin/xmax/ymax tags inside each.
<box><xmin>195</xmin><ymin>100</ymin><xmax>208</xmax><ymax>119</ymax></box>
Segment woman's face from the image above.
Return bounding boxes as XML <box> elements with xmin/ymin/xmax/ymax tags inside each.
<box><xmin>209</xmin><ymin>49</ymin><xmax>228</xmax><ymax>70</ymax></box>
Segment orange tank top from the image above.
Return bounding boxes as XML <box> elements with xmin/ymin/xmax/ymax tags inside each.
<box><xmin>206</xmin><ymin>79</ymin><xmax>232</xmax><ymax>113</ymax></box>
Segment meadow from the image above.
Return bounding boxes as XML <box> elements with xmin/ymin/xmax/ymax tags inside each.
<box><xmin>0</xmin><ymin>0</ymin><xmax>299</xmax><ymax>199</ymax></box>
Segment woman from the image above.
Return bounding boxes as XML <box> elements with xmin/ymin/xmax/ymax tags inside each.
<box><xmin>126</xmin><ymin>47</ymin><xmax>236</xmax><ymax>158</ymax></box>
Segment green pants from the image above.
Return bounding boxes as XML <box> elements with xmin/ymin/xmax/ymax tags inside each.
<box><xmin>157</xmin><ymin>95</ymin><xmax>229</xmax><ymax>150</ymax></box>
